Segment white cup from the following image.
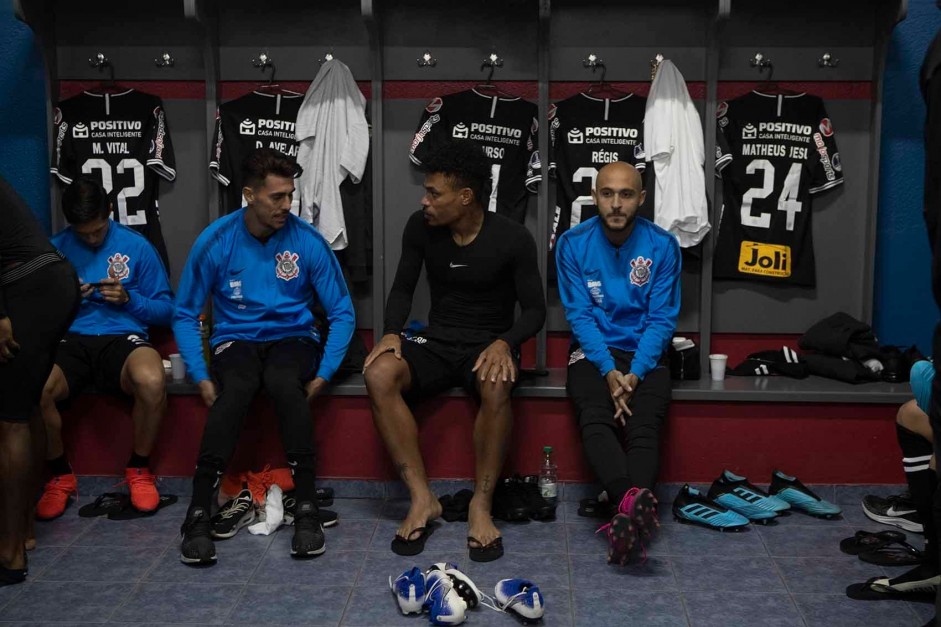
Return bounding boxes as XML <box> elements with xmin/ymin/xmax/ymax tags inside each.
<box><xmin>169</xmin><ymin>353</ymin><xmax>186</xmax><ymax>381</ymax></box>
<box><xmin>709</xmin><ymin>354</ymin><xmax>728</xmax><ymax>381</ymax></box>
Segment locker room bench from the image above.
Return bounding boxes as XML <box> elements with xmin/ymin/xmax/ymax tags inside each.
<box><xmin>165</xmin><ymin>368</ymin><xmax>915</xmax><ymax>404</ymax></box>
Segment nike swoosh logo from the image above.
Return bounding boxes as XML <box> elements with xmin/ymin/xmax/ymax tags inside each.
<box><xmin>449</xmin><ymin>262</ymin><xmax>468</xmax><ymax>268</ymax></box>
<box><xmin>229</xmin><ymin>267</ymin><xmax>244</xmax><ymax>275</ymax></box>
<box><xmin>886</xmin><ymin>506</ymin><xmax>916</xmax><ymax>516</ymax></box>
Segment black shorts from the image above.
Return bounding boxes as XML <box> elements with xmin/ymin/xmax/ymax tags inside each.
<box><xmin>399</xmin><ymin>333</ymin><xmax>520</xmax><ymax>402</ymax></box>
<box><xmin>0</xmin><ymin>260</ymin><xmax>80</xmax><ymax>422</ymax></box>
<box><xmin>56</xmin><ymin>333</ymin><xmax>153</xmax><ymax>397</ymax></box>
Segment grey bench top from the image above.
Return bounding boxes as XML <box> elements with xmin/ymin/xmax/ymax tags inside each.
<box><xmin>165</xmin><ymin>369</ymin><xmax>913</xmax><ymax>404</ymax></box>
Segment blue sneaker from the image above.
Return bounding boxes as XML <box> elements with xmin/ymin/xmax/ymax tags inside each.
<box><xmin>672</xmin><ymin>484</ymin><xmax>750</xmax><ymax>531</ymax></box>
<box><xmin>389</xmin><ymin>566</ymin><xmax>425</xmax><ymax>615</ymax></box>
<box><xmin>494</xmin><ymin>578</ymin><xmax>545</xmax><ymax>622</ymax></box>
<box><xmin>424</xmin><ymin>569</ymin><xmax>467</xmax><ymax>625</ymax></box>
<box><xmin>708</xmin><ymin>470</ymin><xmax>789</xmax><ymax>522</ymax></box>
<box><xmin>911</xmin><ymin>360</ymin><xmax>935</xmax><ymax>414</ymax></box>
<box><xmin>769</xmin><ymin>470</ymin><xmax>842</xmax><ymax>519</ymax></box>
<box><xmin>427</xmin><ymin>562</ymin><xmax>483</xmax><ymax>609</ymax></box>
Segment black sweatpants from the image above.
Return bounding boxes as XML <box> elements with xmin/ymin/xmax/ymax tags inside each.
<box><xmin>567</xmin><ymin>348</ymin><xmax>671</xmax><ymax>503</ymax></box>
<box><xmin>191</xmin><ymin>337</ymin><xmax>321</xmax><ymax>510</ymax></box>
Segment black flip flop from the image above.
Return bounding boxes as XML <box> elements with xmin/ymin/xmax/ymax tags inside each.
<box><xmin>858</xmin><ymin>540</ymin><xmax>925</xmax><ymax>567</ymax></box>
<box><xmin>578</xmin><ymin>497</ymin><xmax>613</xmax><ymax>519</ymax></box>
<box><xmin>839</xmin><ymin>530</ymin><xmax>907</xmax><ymax>555</ymax></box>
<box><xmin>846</xmin><ymin>576</ymin><xmax>936</xmax><ymax>603</ymax></box>
<box><xmin>107</xmin><ymin>494</ymin><xmax>178</xmax><ymax>520</ymax></box>
<box><xmin>391</xmin><ymin>523</ymin><xmax>437</xmax><ymax>556</ymax></box>
<box><xmin>78</xmin><ymin>492</ymin><xmax>129</xmax><ymax>518</ymax></box>
<box><xmin>468</xmin><ymin>536</ymin><xmax>504</xmax><ymax>563</ymax></box>
<box><xmin>441</xmin><ymin>489</ymin><xmax>473</xmax><ymax>522</ymax></box>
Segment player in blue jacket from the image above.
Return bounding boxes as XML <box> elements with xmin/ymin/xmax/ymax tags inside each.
<box><xmin>556</xmin><ymin>161</ymin><xmax>680</xmax><ymax>565</ymax></box>
<box><xmin>38</xmin><ymin>178</ymin><xmax>174</xmax><ymax>520</ymax></box>
<box><xmin>174</xmin><ymin>148</ymin><xmax>355</xmax><ymax>565</ymax></box>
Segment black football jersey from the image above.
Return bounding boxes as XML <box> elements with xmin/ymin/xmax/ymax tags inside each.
<box><xmin>534</xmin><ymin>93</ymin><xmax>647</xmax><ymax>250</ymax></box>
<box><xmin>715</xmin><ymin>91</ymin><xmax>843</xmax><ymax>286</ymax></box>
<box><xmin>209</xmin><ymin>90</ymin><xmax>304</xmax><ymax>214</ymax></box>
<box><xmin>409</xmin><ymin>89</ymin><xmax>538</xmax><ymax>223</ymax></box>
<box><xmin>52</xmin><ymin>90</ymin><xmax>175</xmax><ymax>268</ymax></box>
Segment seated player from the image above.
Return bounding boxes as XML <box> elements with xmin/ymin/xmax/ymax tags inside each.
<box><xmin>556</xmin><ymin>161</ymin><xmax>680</xmax><ymax>565</ymax></box>
<box><xmin>853</xmin><ymin>360</ymin><xmax>939</xmax><ymax>600</ymax></box>
<box><xmin>37</xmin><ymin>178</ymin><xmax>173</xmax><ymax>519</ymax></box>
<box><xmin>363</xmin><ymin>139</ymin><xmax>546</xmax><ymax>562</ymax></box>
<box><xmin>174</xmin><ymin>148</ymin><xmax>355</xmax><ymax>565</ymax></box>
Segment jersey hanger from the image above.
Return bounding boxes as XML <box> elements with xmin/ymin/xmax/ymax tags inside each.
<box><xmin>583</xmin><ymin>62</ymin><xmax>631</xmax><ymax>99</ymax></box>
<box><xmin>475</xmin><ymin>59</ymin><xmax>518</xmax><ymax>99</ymax></box>
<box><xmin>754</xmin><ymin>62</ymin><xmax>799</xmax><ymax>96</ymax></box>
<box><xmin>87</xmin><ymin>55</ymin><xmax>124</xmax><ymax>95</ymax></box>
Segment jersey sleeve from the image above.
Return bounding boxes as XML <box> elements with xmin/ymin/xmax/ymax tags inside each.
<box><xmin>409</xmin><ymin>97</ymin><xmax>449</xmax><ymax>166</ymax></box>
<box><xmin>124</xmin><ymin>239</ymin><xmax>175</xmax><ymax>327</ymax></box>
<box><xmin>146</xmin><ymin>102</ymin><xmax>176</xmax><ymax>182</ymax></box>
<box><xmin>547</xmin><ymin>103</ymin><xmax>560</xmax><ymax>178</ymax></box>
<box><xmin>628</xmin><ymin>235</ymin><xmax>681</xmax><ymax>380</ymax></box>
<box><xmin>208</xmin><ymin>109</ymin><xmax>231</xmax><ymax>186</ymax></box>
<box><xmin>715</xmin><ymin>102</ymin><xmax>733</xmax><ymax>176</ymax></box>
<box><xmin>172</xmin><ymin>229</ymin><xmax>218</xmax><ymax>383</ymax></box>
<box><xmin>555</xmin><ymin>232</ymin><xmax>616</xmax><ymax>376</ymax></box>
<box><xmin>523</xmin><ymin>116</ymin><xmax>541</xmax><ymax>192</ymax></box>
<box><xmin>808</xmin><ymin>101</ymin><xmax>843</xmax><ymax>194</ymax></box>
<box><xmin>305</xmin><ymin>231</ymin><xmax>356</xmax><ymax>382</ymax></box>
<box><xmin>50</xmin><ymin>105</ymin><xmax>78</xmax><ymax>185</ymax></box>
<box><xmin>382</xmin><ymin>211</ymin><xmax>425</xmax><ymax>335</ymax></box>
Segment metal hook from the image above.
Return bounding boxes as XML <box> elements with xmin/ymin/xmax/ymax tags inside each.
<box><xmin>251</xmin><ymin>51</ymin><xmax>276</xmax><ymax>84</ymax></box>
<box><xmin>417</xmin><ymin>50</ymin><xmax>437</xmax><ymax>68</ymax></box>
<box><xmin>583</xmin><ymin>54</ymin><xmax>607</xmax><ymax>84</ymax></box>
<box><xmin>818</xmin><ymin>52</ymin><xmax>839</xmax><ymax>68</ymax></box>
<box><xmin>88</xmin><ymin>52</ymin><xmax>110</xmax><ymax>69</ymax></box>
<box><xmin>319</xmin><ymin>50</ymin><xmax>335</xmax><ymax>64</ymax></box>
<box><xmin>480</xmin><ymin>52</ymin><xmax>503</xmax><ymax>83</ymax></box>
<box><xmin>750</xmin><ymin>52</ymin><xmax>773</xmax><ymax>71</ymax></box>
<box><xmin>649</xmin><ymin>53</ymin><xmax>664</xmax><ymax>80</ymax></box>
<box><xmin>154</xmin><ymin>52</ymin><xmax>175</xmax><ymax>68</ymax></box>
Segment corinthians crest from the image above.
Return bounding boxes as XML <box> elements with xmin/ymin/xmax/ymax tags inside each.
<box><xmin>107</xmin><ymin>253</ymin><xmax>130</xmax><ymax>280</ymax></box>
<box><xmin>275</xmin><ymin>250</ymin><xmax>300</xmax><ymax>281</ymax></box>
<box><xmin>629</xmin><ymin>256</ymin><xmax>653</xmax><ymax>287</ymax></box>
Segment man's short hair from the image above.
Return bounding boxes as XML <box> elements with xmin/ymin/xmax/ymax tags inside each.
<box><xmin>241</xmin><ymin>148</ymin><xmax>302</xmax><ymax>190</ymax></box>
<box><xmin>61</xmin><ymin>177</ymin><xmax>110</xmax><ymax>225</ymax></box>
<box><xmin>420</xmin><ymin>140</ymin><xmax>492</xmax><ymax>206</ymax></box>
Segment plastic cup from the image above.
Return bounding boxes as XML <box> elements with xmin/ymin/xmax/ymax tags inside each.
<box><xmin>169</xmin><ymin>353</ymin><xmax>186</xmax><ymax>381</ymax></box>
<box><xmin>709</xmin><ymin>354</ymin><xmax>728</xmax><ymax>381</ymax></box>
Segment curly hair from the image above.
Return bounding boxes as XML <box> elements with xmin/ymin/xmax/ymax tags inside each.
<box><xmin>419</xmin><ymin>139</ymin><xmax>492</xmax><ymax>206</ymax></box>
<box><xmin>241</xmin><ymin>147</ymin><xmax>302</xmax><ymax>190</ymax></box>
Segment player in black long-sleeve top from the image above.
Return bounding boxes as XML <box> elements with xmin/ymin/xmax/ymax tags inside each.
<box><xmin>0</xmin><ymin>175</ymin><xmax>79</xmax><ymax>586</ymax></box>
<box><xmin>364</xmin><ymin>140</ymin><xmax>546</xmax><ymax>562</ymax></box>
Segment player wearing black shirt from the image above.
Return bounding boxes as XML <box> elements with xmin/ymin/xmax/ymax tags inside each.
<box><xmin>0</xmin><ymin>175</ymin><xmax>79</xmax><ymax>587</ymax></box>
<box><xmin>714</xmin><ymin>91</ymin><xmax>843</xmax><ymax>287</ymax></box>
<box><xmin>409</xmin><ymin>89</ymin><xmax>538</xmax><ymax>223</ymax></box>
<box><xmin>365</xmin><ymin>140</ymin><xmax>545</xmax><ymax>562</ymax></box>
<box><xmin>210</xmin><ymin>90</ymin><xmax>304</xmax><ymax>213</ymax></box>
<box><xmin>52</xmin><ymin>90</ymin><xmax>176</xmax><ymax>269</ymax></box>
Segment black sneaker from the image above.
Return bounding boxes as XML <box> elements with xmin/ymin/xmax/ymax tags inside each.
<box><xmin>211</xmin><ymin>486</ymin><xmax>255</xmax><ymax>539</ymax></box>
<box><xmin>282</xmin><ymin>490</ymin><xmax>338</xmax><ymax>528</ymax></box>
<box><xmin>520</xmin><ymin>475</ymin><xmax>556</xmax><ymax>520</ymax></box>
<box><xmin>291</xmin><ymin>501</ymin><xmax>325</xmax><ymax>558</ymax></box>
<box><xmin>180</xmin><ymin>506</ymin><xmax>217</xmax><ymax>566</ymax></box>
<box><xmin>492</xmin><ymin>477</ymin><xmax>530</xmax><ymax>522</ymax></box>
<box><xmin>862</xmin><ymin>492</ymin><xmax>923</xmax><ymax>533</ymax></box>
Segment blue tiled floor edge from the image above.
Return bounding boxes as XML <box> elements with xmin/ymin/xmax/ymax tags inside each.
<box><xmin>76</xmin><ymin>476</ymin><xmax>908</xmax><ymax>502</ymax></box>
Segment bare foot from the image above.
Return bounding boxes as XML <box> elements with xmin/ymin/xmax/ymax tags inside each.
<box><xmin>396</xmin><ymin>492</ymin><xmax>442</xmax><ymax>540</ymax></box>
<box><xmin>467</xmin><ymin>497</ymin><xmax>501</xmax><ymax>546</ymax></box>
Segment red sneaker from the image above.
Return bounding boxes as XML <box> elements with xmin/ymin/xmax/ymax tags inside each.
<box><xmin>125</xmin><ymin>467</ymin><xmax>160</xmax><ymax>512</ymax></box>
<box><xmin>36</xmin><ymin>473</ymin><xmax>77</xmax><ymax>520</ymax></box>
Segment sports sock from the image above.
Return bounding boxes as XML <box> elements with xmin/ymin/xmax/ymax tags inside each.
<box><xmin>898</xmin><ymin>424</ymin><xmax>938</xmax><ymax>563</ymax></box>
<box><xmin>47</xmin><ymin>455</ymin><xmax>72</xmax><ymax>477</ymax></box>
<box><xmin>191</xmin><ymin>467</ymin><xmax>221</xmax><ymax>512</ymax></box>
<box><xmin>126</xmin><ymin>453</ymin><xmax>150</xmax><ymax>469</ymax></box>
